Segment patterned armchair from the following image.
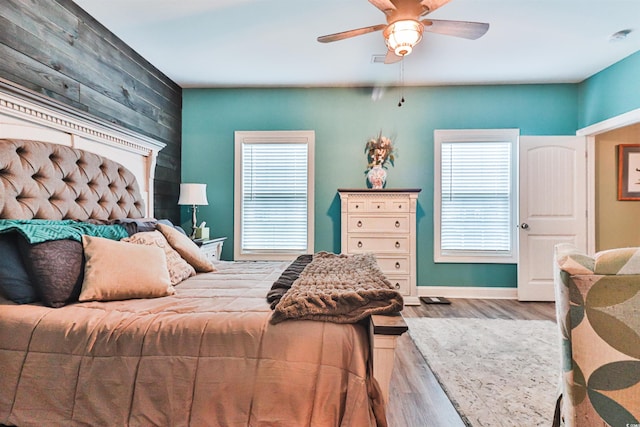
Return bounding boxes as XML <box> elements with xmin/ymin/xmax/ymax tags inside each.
<box><xmin>553</xmin><ymin>244</ymin><xmax>640</xmax><ymax>427</ymax></box>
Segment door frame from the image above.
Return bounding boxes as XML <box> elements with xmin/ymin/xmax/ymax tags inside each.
<box><xmin>577</xmin><ymin>108</ymin><xmax>640</xmax><ymax>254</ymax></box>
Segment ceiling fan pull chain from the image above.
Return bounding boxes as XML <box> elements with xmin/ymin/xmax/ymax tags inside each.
<box><xmin>398</xmin><ymin>60</ymin><xmax>406</xmax><ymax>107</ymax></box>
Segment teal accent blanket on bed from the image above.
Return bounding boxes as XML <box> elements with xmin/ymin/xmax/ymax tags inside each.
<box><xmin>0</xmin><ymin>219</ymin><xmax>128</xmax><ymax>243</ymax></box>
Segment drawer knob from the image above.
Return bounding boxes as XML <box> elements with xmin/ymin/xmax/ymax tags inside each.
<box><xmin>394</xmin><ymin>283</ymin><xmax>400</xmax><ymax>290</ymax></box>
<box><xmin>357</xmin><ymin>220</ymin><xmax>362</xmax><ymax>228</ymax></box>
<box><xmin>357</xmin><ymin>241</ymin><xmax>363</xmax><ymax>248</ymax></box>
<box><xmin>395</xmin><ymin>262</ymin><xmax>401</xmax><ymax>269</ymax></box>
<box><xmin>395</xmin><ymin>221</ymin><xmax>400</xmax><ymax>228</ymax></box>
<box><xmin>355</xmin><ymin>204</ymin><xmax>359</xmax><ymax>209</ymax></box>
<box><xmin>377</xmin><ymin>205</ymin><xmax>381</xmax><ymax>209</ymax></box>
<box><xmin>398</xmin><ymin>205</ymin><xmax>402</xmax><ymax>209</ymax></box>
<box><xmin>395</xmin><ymin>241</ymin><xmax>400</xmax><ymax>248</ymax></box>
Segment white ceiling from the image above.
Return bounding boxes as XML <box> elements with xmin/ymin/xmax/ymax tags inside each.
<box><xmin>73</xmin><ymin>0</ymin><xmax>640</xmax><ymax>88</ymax></box>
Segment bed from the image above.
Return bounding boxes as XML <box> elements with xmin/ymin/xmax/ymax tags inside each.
<box><xmin>0</xmin><ymin>82</ymin><xmax>407</xmax><ymax>426</ymax></box>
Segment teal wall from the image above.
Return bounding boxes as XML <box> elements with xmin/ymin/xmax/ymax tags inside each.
<box><xmin>182</xmin><ymin>84</ymin><xmax>579</xmax><ymax>288</ymax></box>
<box><xmin>579</xmin><ymin>51</ymin><xmax>640</xmax><ymax>128</ymax></box>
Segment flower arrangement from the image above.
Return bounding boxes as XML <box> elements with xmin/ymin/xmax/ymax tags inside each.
<box><xmin>365</xmin><ymin>132</ymin><xmax>396</xmax><ymax>171</ymax></box>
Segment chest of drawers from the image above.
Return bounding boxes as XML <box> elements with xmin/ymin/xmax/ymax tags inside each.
<box><xmin>338</xmin><ymin>189</ymin><xmax>421</xmax><ymax>305</ymax></box>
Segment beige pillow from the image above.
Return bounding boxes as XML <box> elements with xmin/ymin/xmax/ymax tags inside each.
<box><xmin>156</xmin><ymin>223</ymin><xmax>216</xmax><ymax>273</ymax></box>
<box><xmin>122</xmin><ymin>231</ymin><xmax>196</xmax><ymax>285</ymax></box>
<box><xmin>79</xmin><ymin>235</ymin><xmax>174</xmax><ymax>302</ymax></box>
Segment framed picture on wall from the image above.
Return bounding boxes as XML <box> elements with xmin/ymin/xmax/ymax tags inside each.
<box><xmin>618</xmin><ymin>144</ymin><xmax>640</xmax><ymax>200</ymax></box>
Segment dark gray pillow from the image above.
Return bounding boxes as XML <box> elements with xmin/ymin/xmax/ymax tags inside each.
<box><xmin>18</xmin><ymin>237</ymin><xmax>84</xmax><ymax>308</ymax></box>
<box><xmin>109</xmin><ymin>218</ymin><xmax>187</xmax><ymax>237</ymax></box>
<box><xmin>0</xmin><ymin>233</ymin><xmax>38</xmax><ymax>304</ymax></box>
<box><xmin>111</xmin><ymin>218</ymin><xmax>159</xmax><ymax>236</ymax></box>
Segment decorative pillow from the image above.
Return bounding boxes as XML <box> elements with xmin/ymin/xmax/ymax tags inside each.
<box><xmin>110</xmin><ymin>218</ymin><xmax>159</xmax><ymax>236</ymax></box>
<box><xmin>0</xmin><ymin>233</ymin><xmax>38</xmax><ymax>304</ymax></box>
<box><xmin>80</xmin><ymin>235</ymin><xmax>174</xmax><ymax>302</ymax></box>
<box><xmin>17</xmin><ymin>237</ymin><xmax>84</xmax><ymax>308</ymax></box>
<box><xmin>156</xmin><ymin>223</ymin><xmax>216</xmax><ymax>273</ymax></box>
<box><xmin>122</xmin><ymin>230</ymin><xmax>196</xmax><ymax>285</ymax></box>
<box><xmin>594</xmin><ymin>247</ymin><xmax>640</xmax><ymax>275</ymax></box>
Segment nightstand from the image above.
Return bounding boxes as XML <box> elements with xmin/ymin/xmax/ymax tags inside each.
<box><xmin>193</xmin><ymin>237</ymin><xmax>226</xmax><ymax>262</ymax></box>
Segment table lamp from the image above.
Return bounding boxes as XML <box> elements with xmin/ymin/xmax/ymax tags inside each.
<box><xmin>178</xmin><ymin>183</ymin><xmax>208</xmax><ymax>238</ymax></box>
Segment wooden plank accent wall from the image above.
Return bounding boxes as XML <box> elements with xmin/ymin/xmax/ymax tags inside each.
<box><xmin>0</xmin><ymin>0</ymin><xmax>182</xmax><ymax>222</ymax></box>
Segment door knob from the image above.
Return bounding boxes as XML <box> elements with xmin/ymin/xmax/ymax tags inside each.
<box><xmin>520</xmin><ymin>223</ymin><xmax>529</xmax><ymax>230</ymax></box>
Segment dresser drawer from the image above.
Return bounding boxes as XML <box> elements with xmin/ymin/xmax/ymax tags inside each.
<box><xmin>347</xmin><ymin>215</ymin><xmax>410</xmax><ymax>233</ymax></box>
<box><xmin>365</xmin><ymin>199</ymin><xmax>410</xmax><ymax>213</ymax></box>
<box><xmin>384</xmin><ymin>275</ymin><xmax>410</xmax><ymax>295</ymax></box>
<box><xmin>347</xmin><ymin>236</ymin><xmax>409</xmax><ymax>253</ymax></box>
<box><xmin>347</xmin><ymin>198</ymin><xmax>410</xmax><ymax>213</ymax></box>
<box><xmin>347</xmin><ymin>199</ymin><xmax>367</xmax><ymax>212</ymax></box>
<box><xmin>199</xmin><ymin>244</ymin><xmax>220</xmax><ymax>262</ymax></box>
<box><xmin>376</xmin><ymin>256</ymin><xmax>411</xmax><ymax>275</ymax></box>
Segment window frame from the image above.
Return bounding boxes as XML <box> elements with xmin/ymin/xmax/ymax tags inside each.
<box><xmin>233</xmin><ymin>130</ymin><xmax>315</xmax><ymax>261</ymax></box>
<box><xmin>434</xmin><ymin>129</ymin><xmax>519</xmax><ymax>263</ymax></box>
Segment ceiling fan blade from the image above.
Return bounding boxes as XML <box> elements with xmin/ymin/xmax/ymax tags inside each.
<box><xmin>317</xmin><ymin>24</ymin><xmax>387</xmax><ymax>43</ymax></box>
<box><xmin>420</xmin><ymin>0</ymin><xmax>453</xmax><ymax>15</ymax></box>
<box><xmin>421</xmin><ymin>19</ymin><xmax>489</xmax><ymax>40</ymax></box>
<box><xmin>368</xmin><ymin>0</ymin><xmax>396</xmax><ymax>16</ymax></box>
<box><xmin>384</xmin><ymin>50</ymin><xmax>404</xmax><ymax>64</ymax></box>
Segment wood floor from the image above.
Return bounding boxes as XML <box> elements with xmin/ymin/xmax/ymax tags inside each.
<box><xmin>385</xmin><ymin>298</ymin><xmax>557</xmax><ymax>427</ymax></box>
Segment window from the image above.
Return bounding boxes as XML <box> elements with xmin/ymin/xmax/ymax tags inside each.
<box><xmin>234</xmin><ymin>131</ymin><xmax>314</xmax><ymax>260</ymax></box>
<box><xmin>434</xmin><ymin>129</ymin><xmax>518</xmax><ymax>263</ymax></box>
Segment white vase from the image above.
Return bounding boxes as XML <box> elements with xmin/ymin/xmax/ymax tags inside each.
<box><xmin>367</xmin><ymin>165</ymin><xmax>387</xmax><ymax>189</ymax></box>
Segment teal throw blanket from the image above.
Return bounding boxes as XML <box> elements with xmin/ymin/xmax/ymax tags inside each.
<box><xmin>0</xmin><ymin>219</ymin><xmax>128</xmax><ymax>243</ymax></box>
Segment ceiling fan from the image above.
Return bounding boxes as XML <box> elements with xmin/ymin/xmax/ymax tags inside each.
<box><xmin>317</xmin><ymin>0</ymin><xmax>489</xmax><ymax>64</ymax></box>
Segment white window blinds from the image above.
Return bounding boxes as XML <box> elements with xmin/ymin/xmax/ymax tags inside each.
<box><xmin>435</xmin><ymin>129</ymin><xmax>518</xmax><ymax>263</ymax></box>
<box><xmin>234</xmin><ymin>131</ymin><xmax>314</xmax><ymax>260</ymax></box>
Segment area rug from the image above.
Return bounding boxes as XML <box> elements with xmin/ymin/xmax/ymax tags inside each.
<box><xmin>405</xmin><ymin>317</ymin><xmax>560</xmax><ymax>427</ymax></box>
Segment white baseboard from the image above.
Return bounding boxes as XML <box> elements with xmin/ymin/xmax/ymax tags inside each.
<box><xmin>418</xmin><ymin>286</ymin><xmax>517</xmax><ymax>300</ymax></box>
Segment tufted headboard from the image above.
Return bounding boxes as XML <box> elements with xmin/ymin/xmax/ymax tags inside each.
<box><xmin>0</xmin><ymin>81</ymin><xmax>165</xmax><ymax>220</ymax></box>
<box><xmin>0</xmin><ymin>139</ymin><xmax>146</xmax><ymax>220</ymax></box>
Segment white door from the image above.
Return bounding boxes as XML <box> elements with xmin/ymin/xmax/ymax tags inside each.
<box><xmin>518</xmin><ymin>136</ymin><xmax>587</xmax><ymax>301</ymax></box>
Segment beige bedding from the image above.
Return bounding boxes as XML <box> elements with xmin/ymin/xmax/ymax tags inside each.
<box><xmin>0</xmin><ymin>261</ymin><xmax>382</xmax><ymax>427</ymax></box>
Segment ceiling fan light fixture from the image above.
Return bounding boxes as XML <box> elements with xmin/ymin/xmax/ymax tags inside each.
<box><xmin>384</xmin><ymin>20</ymin><xmax>424</xmax><ymax>57</ymax></box>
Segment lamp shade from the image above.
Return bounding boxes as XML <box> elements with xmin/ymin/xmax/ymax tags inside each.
<box><xmin>178</xmin><ymin>183</ymin><xmax>208</xmax><ymax>206</ymax></box>
<box><xmin>384</xmin><ymin>20</ymin><xmax>424</xmax><ymax>57</ymax></box>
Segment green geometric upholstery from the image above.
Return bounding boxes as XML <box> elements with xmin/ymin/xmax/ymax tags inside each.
<box><xmin>554</xmin><ymin>244</ymin><xmax>640</xmax><ymax>427</ymax></box>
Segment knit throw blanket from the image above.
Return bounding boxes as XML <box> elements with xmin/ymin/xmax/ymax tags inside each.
<box><xmin>270</xmin><ymin>252</ymin><xmax>404</xmax><ymax>324</ymax></box>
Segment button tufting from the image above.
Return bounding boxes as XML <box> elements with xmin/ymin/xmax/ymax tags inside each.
<box><xmin>2</xmin><ymin>140</ymin><xmax>146</xmax><ymax>221</ymax></box>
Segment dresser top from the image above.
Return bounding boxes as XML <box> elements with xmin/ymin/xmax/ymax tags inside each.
<box><xmin>337</xmin><ymin>188</ymin><xmax>422</xmax><ymax>193</ymax></box>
